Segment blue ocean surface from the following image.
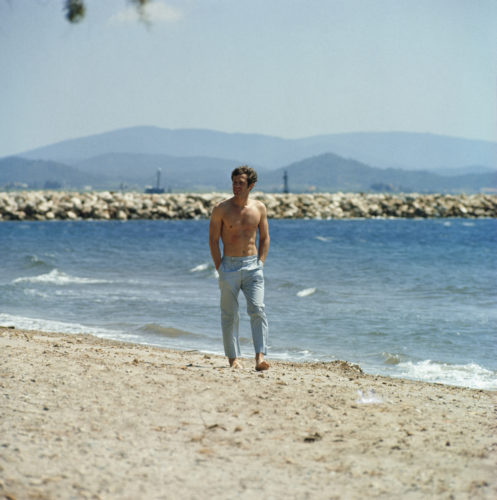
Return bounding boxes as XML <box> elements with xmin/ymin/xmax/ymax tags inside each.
<box><xmin>1</xmin><ymin>218</ymin><xmax>496</xmax><ymax>390</ymax></box>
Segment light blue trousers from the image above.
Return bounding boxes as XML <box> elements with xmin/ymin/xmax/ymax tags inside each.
<box><xmin>218</xmin><ymin>255</ymin><xmax>268</xmax><ymax>359</ymax></box>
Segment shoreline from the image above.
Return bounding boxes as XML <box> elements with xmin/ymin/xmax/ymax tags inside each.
<box><xmin>3</xmin><ymin>319</ymin><xmax>495</xmax><ymax>392</ymax></box>
<box><xmin>1</xmin><ymin>191</ymin><xmax>496</xmax><ymax>220</ymax></box>
<box><xmin>1</xmin><ymin>326</ymin><xmax>496</xmax><ymax>499</ymax></box>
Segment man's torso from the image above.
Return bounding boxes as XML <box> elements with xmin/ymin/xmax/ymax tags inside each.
<box><xmin>220</xmin><ymin>198</ymin><xmax>262</xmax><ymax>257</ymax></box>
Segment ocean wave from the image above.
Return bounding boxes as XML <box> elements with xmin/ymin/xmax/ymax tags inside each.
<box><xmin>189</xmin><ymin>263</ymin><xmax>210</xmax><ymax>272</ymax></box>
<box><xmin>397</xmin><ymin>359</ymin><xmax>497</xmax><ymax>390</ymax></box>
<box><xmin>382</xmin><ymin>352</ymin><xmax>403</xmax><ymax>365</ymax></box>
<box><xmin>277</xmin><ymin>281</ymin><xmax>298</xmax><ymax>289</ymax></box>
<box><xmin>23</xmin><ymin>254</ymin><xmax>53</xmax><ymax>270</ymax></box>
<box><xmin>189</xmin><ymin>262</ymin><xmax>219</xmax><ymax>279</ymax></box>
<box><xmin>0</xmin><ymin>313</ymin><xmax>118</xmax><ymax>338</ymax></box>
<box><xmin>368</xmin><ymin>331</ymin><xmax>388</xmax><ymax>337</ymax></box>
<box><xmin>12</xmin><ymin>269</ymin><xmax>109</xmax><ymax>285</ymax></box>
<box><xmin>23</xmin><ymin>288</ymin><xmax>50</xmax><ymax>299</ymax></box>
<box><xmin>297</xmin><ymin>287</ymin><xmax>317</xmax><ymax>297</ymax></box>
<box><xmin>138</xmin><ymin>323</ymin><xmax>203</xmax><ymax>339</ymax></box>
<box><xmin>267</xmin><ymin>349</ymin><xmax>320</xmax><ymax>362</ymax></box>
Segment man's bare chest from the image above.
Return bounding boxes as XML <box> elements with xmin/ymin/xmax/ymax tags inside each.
<box><xmin>224</xmin><ymin>208</ymin><xmax>260</xmax><ymax>231</ymax></box>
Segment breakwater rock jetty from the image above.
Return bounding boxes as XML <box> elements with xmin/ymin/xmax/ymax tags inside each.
<box><xmin>0</xmin><ymin>191</ymin><xmax>496</xmax><ymax>221</ymax></box>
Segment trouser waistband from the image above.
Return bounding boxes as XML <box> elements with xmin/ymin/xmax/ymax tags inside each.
<box><xmin>222</xmin><ymin>255</ymin><xmax>258</xmax><ymax>263</ymax></box>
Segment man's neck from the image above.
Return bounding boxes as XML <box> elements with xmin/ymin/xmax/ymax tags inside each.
<box><xmin>232</xmin><ymin>194</ymin><xmax>250</xmax><ymax>207</ymax></box>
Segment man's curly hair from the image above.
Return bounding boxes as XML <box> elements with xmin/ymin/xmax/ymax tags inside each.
<box><xmin>231</xmin><ymin>166</ymin><xmax>258</xmax><ymax>186</ymax></box>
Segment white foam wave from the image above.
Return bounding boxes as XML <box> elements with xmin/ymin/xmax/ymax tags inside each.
<box><xmin>315</xmin><ymin>236</ymin><xmax>330</xmax><ymax>242</ymax></box>
<box><xmin>297</xmin><ymin>287</ymin><xmax>316</xmax><ymax>297</ymax></box>
<box><xmin>13</xmin><ymin>269</ymin><xmax>108</xmax><ymax>285</ymax></box>
<box><xmin>397</xmin><ymin>360</ymin><xmax>497</xmax><ymax>390</ymax></box>
<box><xmin>25</xmin><ymin>255</ymin><xmax>50</xmax><ymax>267</ymax></box>
<box><xmin>0</xmin><ymin>313</ymin><xmax>118</xmax><ymax>339</ymax></box>
<box><xmin>23</xmin><ymin>289</ymin><xmax>49</xmax><ymax>298</ymax></box>
<box><xmin>382</xmin><ymin>352</ymin><xmax>402</xmax><ymax>365</ymax></box>
<box><xmin>190</xmin><ymin>263</ymin><xmax>210</xmax><ymax>272</ymax></box>
<box><xmin>267</xmin><ymin>350</ymin><xmax>319</xmax><ymax>362</ymax></box>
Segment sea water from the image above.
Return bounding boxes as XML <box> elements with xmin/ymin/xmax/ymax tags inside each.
<box><xmin>1</xmin><ymin>218</ymin><xmax>496</xmax><ymax>390</ymax></box>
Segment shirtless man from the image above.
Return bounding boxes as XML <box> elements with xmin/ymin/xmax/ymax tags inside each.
<box><xmin>209</xmin><ymin>166</ymin><xmax>270</xmax><ymax>371</ymax></box>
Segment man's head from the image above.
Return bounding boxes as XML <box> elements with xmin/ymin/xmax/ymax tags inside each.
<box><xmin>231</xmin><ymin>166</ymin><xmax>257</xmax><ymax>187</ymax></box>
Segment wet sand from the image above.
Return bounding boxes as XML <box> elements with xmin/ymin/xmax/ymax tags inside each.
<box><xmin>1</xmin><ymin>327</ymin><xmax>496</xmax><ymax>499</ymax></box>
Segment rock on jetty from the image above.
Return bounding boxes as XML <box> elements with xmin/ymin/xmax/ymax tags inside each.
<box><xmin>0</xmin><ymin>191</ymin><xmax>496</xmax><ymax>221</ymax></box>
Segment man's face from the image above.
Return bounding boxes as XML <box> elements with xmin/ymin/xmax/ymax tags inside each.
<box><xmin>232</xmin><ymin>174</ymin><xmax>253</xmax><ymax>196</ymax></box>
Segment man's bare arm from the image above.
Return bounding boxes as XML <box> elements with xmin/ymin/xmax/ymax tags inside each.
<box><xmin>258</xmin><ymin>203</ymin><xmax>270</xmax><ymax>265</ymax></box>
<box><xmin>209</xmin><ymin>205</ymin><xmax>223</xmax><ymax>270</ymax></box>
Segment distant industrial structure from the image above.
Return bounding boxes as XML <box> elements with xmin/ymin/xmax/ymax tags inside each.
<box><xmin>145</xmin><ymin>168</ymin><xmax>165</xmax><ymax>194</ymax></box>
<box><xmin>283</xmin><ymin>170</ymin><xmax>289</xmax><ymax>194</ymax></box>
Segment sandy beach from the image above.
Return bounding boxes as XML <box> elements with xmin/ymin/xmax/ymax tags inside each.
<box><xmin>1</xmin><ymin>326</ymin><xmax>495</xmax><ymax>499</ymax></box>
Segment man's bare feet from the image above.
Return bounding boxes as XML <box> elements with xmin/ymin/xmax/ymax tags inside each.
<box><xmin>256</xmin><ymin>361</ymin><xmax>270</xmax><ymax>371</ymax></box>
<box><xmin>229</xmin><ymin>358</ymin><xmax>243</xmax><ymax>369</ymax></box>
<box><xmin>255</xmin><ymin>353</ymin><xmax>269</xmax><ymax>371</ymax></box>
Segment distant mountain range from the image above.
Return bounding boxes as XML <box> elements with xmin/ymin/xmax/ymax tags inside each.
<box><xmin>16</xmin><ymin>126</ymin><xmax>497</xmax><ymax>171</ymax></box>
<box><xmin>73</xmin><ymin>153</ymin><xmax>241</xmax><ymax>191</ymax></box>
<box><xmin>1</xmin><ymin>127</ymin><xmax>496</xmax><ymax>193</ymax></box>
<box><xmin>0</xmin><ymin>157</ymin><xmax>101</xmax><ymax>190</ymax></box>
<box><xmin>263</xmin><ymin>154</ymin><xmax>497</xmax><ymax>193</ymax></box>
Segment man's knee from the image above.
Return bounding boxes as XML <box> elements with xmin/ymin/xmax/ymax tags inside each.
<box><xmin>247</xmin><ymin>303</ymin><xmax>266</xmax><ymax>318</ymax></box>
<box><xmin>221</xmin><ymin>309</ymin><xmax>234</xmax><ymax>319</ymax></box>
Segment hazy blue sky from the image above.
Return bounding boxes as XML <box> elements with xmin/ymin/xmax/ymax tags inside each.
<box><xmin>1</xmin><ymin>0</ymin><xmax>495</xmax><ymax>157</ymax></box>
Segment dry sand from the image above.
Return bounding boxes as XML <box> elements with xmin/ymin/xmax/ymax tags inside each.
<box><xmin>1</xmin><ymin>326</ymin><xmax>496</xmax><ymax>500</ymax></box>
